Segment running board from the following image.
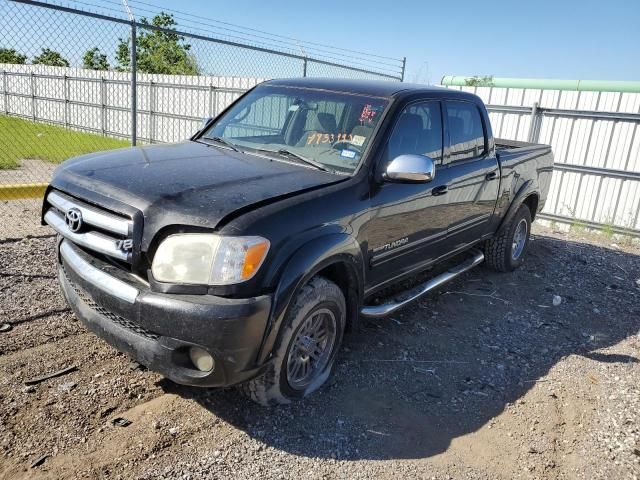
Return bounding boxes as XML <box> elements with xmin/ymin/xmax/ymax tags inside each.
<box><xmin>360</xmin><ymin>250</ymin><xmax>485</xmax><ymax>318</ymax></box>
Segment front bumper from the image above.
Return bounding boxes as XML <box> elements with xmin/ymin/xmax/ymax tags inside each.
<box><xmin>57</xmin><ymin>239</ymin><xmax>272</xmax><ymax>387</ymax></box>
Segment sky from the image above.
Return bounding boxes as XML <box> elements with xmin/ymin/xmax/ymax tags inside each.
<box><xmin>139</xmin><ymin>0</ymin><xmax>640</xmax><ymax>83</ymax></box>
<box><xmin>3</xmin><ymin>0</ymin><xmax>639</xmax><ymax>83</ymax></box>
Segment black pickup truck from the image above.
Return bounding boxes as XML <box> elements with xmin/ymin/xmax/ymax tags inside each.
<box><xmin>42</xmin><ymin>78</ymin><xmax>553</xmax><ymax>405</ymax></box>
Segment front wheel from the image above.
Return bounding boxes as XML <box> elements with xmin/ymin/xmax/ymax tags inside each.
<box><xmin>239</xmin><ymin>276</ymin><xmax>346</xmax><ymax>406</ymax></box>
<box><xmin>485</xmin><ymin>204</ymin><xmax>532</xmax><ymax>272</ymax></box>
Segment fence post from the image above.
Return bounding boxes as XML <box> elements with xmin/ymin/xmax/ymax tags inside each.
<box><xmin>208</xmin><ymin>84</ymin><xmax>216</xmax><ymax>117</ymax></box>
<box><xmin>400</xmin><ymin>57</ymin><xmax>406</xmax><ymax>82</ymax></box>
<box><xmin>149</xmin><ymin>80</ymin><xmax>155</xmax><ymax>143</ymax></box>
<box><xmin>63</xmin><ymin>74</ymin><xmax>69</xmax><ymax>128</ymax></box>
<box><xmin>30</xmin><ymin>72</ymin><xmax>36</xmax><ymax>121</ymax></box>
<box><xmin>2</xmin><ymin>70</ymin><xmax>7</xmax><ymax>114</ymax></box>
<box><xmin>302</xmin><ymin>57</ymin><xmax>308</xmax><ymax>77</ymax></box>
<box><xmin>100</xmin><ymin>76</ymin><xmax>106</xmax><ymax>136</ymax></box>
<box><xmin>130</xmin><ymin>21</ymin><xmax>137</xmax><ymax>146</ymax></box>
<box><xmin>527</xmin><ymin>102</ymin><xmax>540</xmax><ymax>143</ymax></box>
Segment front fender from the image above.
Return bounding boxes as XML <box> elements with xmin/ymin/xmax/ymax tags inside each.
<box><xmin>256</xmin><ymin>233</ymin><xmax>364</xmax><ymax>364</ymax></box>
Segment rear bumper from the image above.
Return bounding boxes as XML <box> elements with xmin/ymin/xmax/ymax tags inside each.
<box><xmin>57</xmin><ymin>239</ymin><xmax>273</xmax><ymax>387</ymax></box>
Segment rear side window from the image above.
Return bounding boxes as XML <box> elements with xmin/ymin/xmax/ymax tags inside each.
<box><xmin>446</xmin><ymin>101</ymin><xmax>485</xmax><ymax>161</ymax></box>
<box><xmin>386</xmin><ymin>101</ymin><xmax>443</xmax><ymax>164</ymax></box>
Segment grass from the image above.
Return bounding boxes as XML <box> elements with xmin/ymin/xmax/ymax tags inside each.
<box><xmin>601</xmin><ymin>222</ymin><xmax>615</xmax><ymax>239</ymax></box>
<box><xmin>0</xmin><ymin>115</ymin><xmax>130</xmax><ymax>169</ymax></box>
<box><xmin>564</xmin><ymin>205</ymin><xmax>587</xmax><ymax>235</ymax></box>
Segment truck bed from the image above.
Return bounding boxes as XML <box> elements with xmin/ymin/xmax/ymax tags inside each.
<box><xmin>495</xmin><ymin>138</ymin><xmax>551</xmax><ymax>152</ymax></box>
<box><xmin>495</xmin><ymin>138</ymin><xmax>553</xmax><ymax>166</ymax></box>
<box><xmin>493</xmin><ymin>137</ymin><xmax>554</xmax><ymax>223</ymax></box>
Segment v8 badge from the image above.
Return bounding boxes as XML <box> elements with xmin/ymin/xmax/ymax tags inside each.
<box><xmin>116</xmin><ymin>239</ymin><xmax>134</xmax><ymax>252</ymax></box>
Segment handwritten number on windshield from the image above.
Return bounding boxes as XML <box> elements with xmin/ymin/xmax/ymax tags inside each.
<box><xmin>306</xmin><ymin>132</ymin><xmax>354</xmax><ymax>145</ymax></box>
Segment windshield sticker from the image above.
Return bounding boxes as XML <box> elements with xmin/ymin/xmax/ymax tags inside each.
<box><xmin>340</xmin><ymin>149</ymin><xmax>357</xmax><ymax>159</ymax></box>
<box><xmin>351</xmin><ymin>135</ymin><xmax>366</xmax><ymax>147</ymax></box>
<box><xmin>359</xmin><ymin>104</ymin><xmax>380</xmax><ymax>124</ymax></box>
<box><xmin>288</xmin><ymin>105</ymin><xmax>300</xmax><ymax>112</ymax></box>
<box><xmin>306</xmin><ymin>132</ymin><xmax>354</xmax><ymax>145</ymax></box>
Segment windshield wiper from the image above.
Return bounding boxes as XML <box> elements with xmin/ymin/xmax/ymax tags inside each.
<box><xmin>258</xmin><ymin>148</ymin><xmax>330</xmax><ymax>172</ymax></box>
<box><xmin>201</xmin><ymin>136</ymin><xmax>240</xmax><ymax>152</ymax></box>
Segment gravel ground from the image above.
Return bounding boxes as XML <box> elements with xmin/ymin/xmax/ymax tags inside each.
<box><xmin>0</xmin><ymin>159</ymin><xmax>54</xmax><ymax>241</ymax></box>
<box><xmin>0</xmin><ymin>159</ymin><xmax>55</xmax><ymax>185</ymax></box>
<box><xmin>0</xmin><ymin>199</ymin><xmax>50</xmax><ymax>241</ymax></box>
<box><xmin>0</xmin><ymin>225</ymin><xmax>639</xmax><ymax>479</ymax></box>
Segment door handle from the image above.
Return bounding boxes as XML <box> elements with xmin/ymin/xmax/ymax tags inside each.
<box><xmin>432</xmin><ymin>185</ymin><xmax>448</xmax><ymax>196</ymax></box>
<box><xmin>485</xmin><ymin>171</ymin><xmax>498</xmax><ymax>181</ymax></box>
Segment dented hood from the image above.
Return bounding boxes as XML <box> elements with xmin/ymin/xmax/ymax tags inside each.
<box><xmin>50</xmin><ymin>141</ymin><xmax>344</xmax><ymax>249</ymax></box>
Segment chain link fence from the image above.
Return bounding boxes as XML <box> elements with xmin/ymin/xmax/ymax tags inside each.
<box><xmin>0</xmin><ymin>0</ymin><xmax>405</xmax><ymax>240</ymax></box>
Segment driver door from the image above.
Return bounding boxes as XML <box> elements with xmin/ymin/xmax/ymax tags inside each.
<box><xmin>366</xmin><ymin>99</ymin><xmax>455</xmax><ymax>289</ymax></box>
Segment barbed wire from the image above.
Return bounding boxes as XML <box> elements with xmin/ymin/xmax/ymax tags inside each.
<box><xmin>126</xmin><ymin>0</ymin><xmax>402</xmax><ymax>62</ymax></box>
<box><xmin>19</xmin><ymin>0</ymin><xmax>404</xmax><ymax>76</ymax></box>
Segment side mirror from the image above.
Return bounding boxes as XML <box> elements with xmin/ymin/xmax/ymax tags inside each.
<box><xmin>384</xmin><ymin>154</ymin><xmax>435</xmax><ymax>183</ymax></box>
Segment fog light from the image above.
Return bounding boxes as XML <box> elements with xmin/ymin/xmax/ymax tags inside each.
<box><xmin>188</xmin><ymin>347</ymin><xmax>215</xmax><ymax>372</ymax></box>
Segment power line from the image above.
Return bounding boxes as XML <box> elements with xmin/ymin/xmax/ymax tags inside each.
<box><xmin>127</xmin><ymin>3</ymin><xmax>402</xmax><ymax>69</ymax></box>
<box><xmin>61</xmin><ymin>0</ymin><xmax>402</xmax><ymax>74</ymax></box>
<box><xmin>21</xmin><ymin>0</ymin><xmax>404</xmax><ymax>77</ymax></box>
<box><xmin>126</xmin><ymin>0</ymin><xmax>403</xmax><ymax>63</ymax></box>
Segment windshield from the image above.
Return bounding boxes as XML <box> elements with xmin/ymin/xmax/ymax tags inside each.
<box><xmin>201</xmin><ymin>85</ymin><xmax>389</xmax><ymax>174</ymax></box>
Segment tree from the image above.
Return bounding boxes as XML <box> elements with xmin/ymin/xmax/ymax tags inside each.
<box><xmin>0</xmin><ymin>48</ymin><xmax>27</xmax><ymax>64</ymax></box>
<box><xmin>116</xmin><ymin>12</ymin><xmax>199</xmax><ymax>75</ymax></box>
<box><xmin>32</xmin><ymin>48</ymin><xmax>70</xmax><ymax>67</ymax></box>
<box><xmin>83</xmin><ymin>47</ymin><xmax>109</xmax><ymax>70</ymax></box>
<box><xmin>464</xmin><ymin>75</ymin><xmax>494</xmax><ymax>87</ymax></box>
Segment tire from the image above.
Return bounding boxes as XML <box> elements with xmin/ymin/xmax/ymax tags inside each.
<box><xmin>239</xmin><ymin>276</ymin><xmax>346</xmax><ymax>406</ymax></box>
<box><xmin>485</xmin><ymin>204</ymin><xmax>532</xmax><ymax>272</ymax></box>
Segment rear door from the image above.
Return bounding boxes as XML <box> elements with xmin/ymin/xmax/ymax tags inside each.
<box><xmin>441</xmin><ymin>100</ymin><xmax>500</xmax><ymax>251</ymax></box>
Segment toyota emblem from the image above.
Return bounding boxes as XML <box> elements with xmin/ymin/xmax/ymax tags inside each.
<box><xmin>65</xmin><ymin>208</ymin><xmax>83</xmax><ymax>233</ymax></box>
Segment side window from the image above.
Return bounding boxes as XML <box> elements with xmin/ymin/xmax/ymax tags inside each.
<box><xmin>446</xmin><ymin>101</ymin><xmax>486</xmax><ymax>162</ymax></box>
<box><xmin>386</xmin><ymin>101</ymin><xmax>443</xmax><ymax>164</ymax></box>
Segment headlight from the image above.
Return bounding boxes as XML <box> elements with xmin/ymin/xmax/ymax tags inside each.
<box><xmin>151</xmin><ymin>234</ymin><xmax>270</xmax><ymax>285</ymax></box>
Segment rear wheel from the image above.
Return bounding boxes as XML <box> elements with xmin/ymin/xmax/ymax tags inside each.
<box><xmin>485</xmin><ymin>204</ymin><xmax>532</xmax><ymax>272</ymax></box>
<box><xmin>239</xmin><ymin>276</ymin><xmax>346</xmax><ymax>406</ymax></box>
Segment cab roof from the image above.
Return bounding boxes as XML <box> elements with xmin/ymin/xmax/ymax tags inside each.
<box><xmin>264</xmin><ymin>77</ymin><xmax>453</xmax><ymax>98</ymax></box>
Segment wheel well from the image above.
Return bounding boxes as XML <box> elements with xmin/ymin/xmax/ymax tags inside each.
<box><xmin>315</xmin><ymin>262</ymin><xmax>359</xmax><ymax>332</ymax></box>
<box><xmin>522</xmin><ymin>193</ymin><xmax>539</xmax><ymax>221</ymax></box>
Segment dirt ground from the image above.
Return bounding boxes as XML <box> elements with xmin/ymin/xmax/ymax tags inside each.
<box><xmin>0</xmin><ymin>199</ymin><xmax>50</xmax><ymax>241</ymax></box>
<box><xmin>0</xmin><ymin>159</ymin><xmax>56</xmax><ymax>185</ymax></box>
<box><xmin>0</xmin><ymin>225</ymin><xmax>639</xmax><ymax>479</ymax></box>
<box><xmin>0</xmin><ymin>159</ymin><xmax>55</xmax><ymax>241</ymax></box>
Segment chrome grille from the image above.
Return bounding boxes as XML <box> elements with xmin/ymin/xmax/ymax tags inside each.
<box><xmin>44</xmin><ymin>190</ymin><xmax>134</xmax><ymax>263</ymax></box>
<box><xmin>63</xmin><ymin>266</ymin><xmax>158</xmax><ymax>341</ymax></box>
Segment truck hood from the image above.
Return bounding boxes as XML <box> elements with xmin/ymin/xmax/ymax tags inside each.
<box><xmin>50</xmin><ymin>141</ymin><xmax>345</xmax><ymax>248</ymax></box>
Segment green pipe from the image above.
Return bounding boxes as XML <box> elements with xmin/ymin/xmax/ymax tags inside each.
<box><xmin>440</xmin><ymin>76</ymin><xmax>640</xmax><ymax>93</ymax></box>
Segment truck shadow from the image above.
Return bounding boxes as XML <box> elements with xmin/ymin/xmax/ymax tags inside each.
<box><xmin>162</xmin><ymin>233</ymin><xmax>640</xmax><ymax>460</ymax></box>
